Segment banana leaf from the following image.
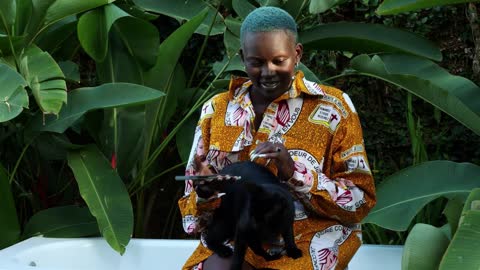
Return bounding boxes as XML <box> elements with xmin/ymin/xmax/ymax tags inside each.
<box><xmin>377</xmin><ymin>0</ymin><xmax>478</xmax><ymax>15</ymax></box>
<box><xmin>363</xmin><ymin>161</ymin><xmax>480</xmax><ymax>231</ymax></box>
<box><xmin>299</xmin><ymin>22</ymin><xmax>442</xmax><ymax>61</ymax></box>
<box><xmin>439</xmin><ymin>188</ymin><xmax>480</xmax><ymax>269</ymax></box>
<box><xmin>351</xmin><ymin>54</ymin><xmax>480</xmax><ymax>136</ymax></box>
<box><xmin>22</xmin><ymin>205</ymin><xmax>99</xmax><ymax>239</ymax></box>
<box><xmin>0</xmin><ymin>63</ymin><xmax>28</xmax><ymax>122</ymax></box>
<box><xmin>67</xmin><ymin>145</ymin><xmax>133</xmax><ymax>255</ymax></box>
<box><xmin>402</xmin><ymin>223</ymin><xmax>450</xmax><ymax>270</ymax></box>
<box><xmin>28</xmin><ymin>83</ymin><xmax>164</xmax><ymax>133</ymax></box>
<box><xmin>132</xmin><ymin>0</ymin><xmax>225</xmax><ymax>35</ymax></box>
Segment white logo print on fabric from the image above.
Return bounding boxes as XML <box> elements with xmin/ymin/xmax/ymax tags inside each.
<box><xmin>310</xmin><ymin>225</ymin><xmax>352</xmax><ymax>270</ymax></box>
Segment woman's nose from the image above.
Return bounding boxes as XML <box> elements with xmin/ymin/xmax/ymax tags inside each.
<box><xmin>261</xmin><ymin>62</ymin><xmax>276</xmax><ymax>76</ymax></box>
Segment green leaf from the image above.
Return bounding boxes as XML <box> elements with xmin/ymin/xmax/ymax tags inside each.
<box><xmin>35</xmin><ymin>133</ymin><xmax>83</xmax><ymax>160</ymax></box>
<box><xmin>299</xmin><ymin>22</ymin><xmax>442</xmax><ymax>61</ymax></box>
<box><xmin>224</xmin><ymin>15</ymin><xmax>241</xmax><ymax>37</ymax></box>
<box><xmin>443</xmin><ymin>195</ymin><xmax>465</xmax><ymax>235</ymax></box>
<box><xmin>22</xmin><ymin>205</ymin><xmax>99</xmax><ymax>239</ymax></box>
<box><xmin>20</xmin><ymin>45</ymin><xmax>67</xmax><ymax>115</ymax></box>
<box><xmin>282</xmin><ymin>0</ymin><xmax>309</xmax><ymax>19</ymax></box>
<box><xmin>0</xmin><ymin>0</ymin><xmax>16</xmax><ymax>32</ymax></box>
<box><xmin>232</xmin><ymin>0</ymin><xmax>256</xmax><ymax>18</ymax></box>
<box><xmin>213</xmin><ymin>54</ymin><xmax>245</xmax><ymax>75</ymax></box>
<box><xmin>0</xmin><ymin>0</ymin><xmax>16</xmax><ymax>27</ymax></box>
<box><xmin>224</xmin><ymin>29</ymin><xmax>241</xmax><ymax>58</ymax></box>
<box><xmin>78</xmin><ymin>4</ymin><xmax>129</xmax><ymax>62</ymax></box>
<box><xmin>309</xmin><ymin>0</ymin><xmax>346</xmax><ymax>14</ymax></box>
<box><xmin>0</xmin><ymin>164</ymin><xmax>20</xmax><ymax>249</ymax></box>
<box><xmin>299</xmin><ymin>62</ymin><xmax>322</xmax><ymax>83</ymax></box>
<box><xmin>29</xmin><ymin>83</ymin><xmax>164</xmax><ymax>133</ymax></box>
<box><xmin>67</xmin><ymin>145</ymin><xmax>133</xmax><ymax>255</ymax></box>
<box><xmin>36</xmin><ymin>15</ymin><xmax>77</xmax><ymax>57</ymax></box>
<box><xmin>97</xmin><ymin>107</ymin><xmax>146</xmax><ymax>178</ymax></box>
<box><xmin>96</xmin><ymin>16</ymin><xmax>159</xmax><ymax>84</ymax></box>
<box><xmin>440</xmin><ymin>189</ymin><xmax>480</xmax><ymax>269</ymax></box>
<box><xmin>0</xmin><ymin>63</ymin><xmax>28</xmax><ymax>122</ymax></box>
<box><xmin>132</xmin><ymin>0</ymin><xmax>225</xmax><ymax>35</ymax></box>
<box><xmin>377</xmin><ymin>0</ymin><xmax>476</xmax><ymax>15</ymax></box>
<box><xmin>351</xmin><ymin>54</ymin><xmax>480</xmax><ymax>136</ymax></box>
<box><xmin>58</xmin><ymin>60</ymin><xmax>80</xmax><ymax>83</ymax></box>
<box><xmin>0</xmin><ymin>34</ymin><xmax>24</xmax><ymax>57</ymax></box>
<box><xmin>402</xmin><ymin>223</ymin><xmax>450</xmax><ymax>270</ymax></box>
<box><xmin>176</xmin><ymin>112</ymin><xmax>198</xmax><ymax>163</ymax></box>
<box><xmin>363</xmin><ymin>161</ymin><xmax>480</xmax><ymax>231</ymax></box>
<box><xmin>44</xmin><ymin>0</ymin><xmax>116</xmax><ymax>28</ymax></box>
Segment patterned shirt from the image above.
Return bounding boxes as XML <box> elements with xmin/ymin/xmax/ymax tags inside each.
<box><xmin>178</xmin><ymin>71</ymin><xmax>376</xmax><ymax>270</ymax></box>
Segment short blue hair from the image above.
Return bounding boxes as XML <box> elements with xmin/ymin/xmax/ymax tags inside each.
<box><xmin>240</xmin><ymin>7</ymin><xmax>298</xmax><ymax>43</ymax></box>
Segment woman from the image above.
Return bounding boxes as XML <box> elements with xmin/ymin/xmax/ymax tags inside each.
<box><xmin>178</xmin><ymin>6</ymin><xmax>376</xmax><ymax>270</ymax></box>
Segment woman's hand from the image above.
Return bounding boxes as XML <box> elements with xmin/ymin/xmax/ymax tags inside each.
<box><xmin>253</xmin><ymin>142</ymin><xmax>294</xmax><ymax>181</ymax></box>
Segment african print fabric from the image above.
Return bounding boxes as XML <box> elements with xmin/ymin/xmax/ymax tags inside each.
<box><xmin>178</xmin><ymin>71</ymin><xmax>376</xmax><ymax>270</ymax></box>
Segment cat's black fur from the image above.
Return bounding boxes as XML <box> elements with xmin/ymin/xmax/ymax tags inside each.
<box><xmin>202</xmin><ymin>161</ymin><xmax>302</xmax><ymax>270</ymax></box>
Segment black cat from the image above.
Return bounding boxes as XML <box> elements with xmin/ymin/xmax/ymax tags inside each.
<box><xmin>201</xmin><ymin>161</ymin><xmax>302</xmax><ymax>270</ymax></box>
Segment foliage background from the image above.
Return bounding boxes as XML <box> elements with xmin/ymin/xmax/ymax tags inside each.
<box><xmin>1</xmin><ymin>0</ymin><xmax>479</xmax><ymax>254</ymax></box>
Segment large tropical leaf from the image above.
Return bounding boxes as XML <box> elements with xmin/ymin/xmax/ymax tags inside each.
<box><xmin>0</xmin><ymin>35</ymin><xmax>24</xmax><ymax>57</ymax></box>
<box><xmin>402</xmin><ymin>223</ymin><xmax>450</xmax><ymax>270</ymax></box>
<box><xmin>25</xmin><ymin>0</ymin><xmax>114</xmax><ymax>44</ymax></box>
<box><xmin>309</xmin><ymin>0</ymin><xmax>346</xmax><ymax>14</ymax></box>
<box><xmin>67</xmin><ymin>145</ymin><xmax>133</xmax><ymax>255</ymax></box>
<box><xmin>96</xmin><ymin>16</ymin><xmax>159</xmax><ymax>83</ymax></box>
<box><xmin>363</xmin><ymin>161</ymin><xmax>480</xmax><ymax>231</ymax></box>
<box><xmin>132</xmin><ymin>0</ymin><xmax>225</xmax><ymax>35</ymax></box>
<box><xmin>36</xmin><ymin>15</ymin><xmax>78</xmax><ymax>58</ymax></box>
<box><xmin>97</xmin><ymin>107</ymin><xmax>146</xmax><ymax>178</ymax></box>
<box><xmin>78</xmin><ymin>4</ymin><xmax>129</xmax><ymax>62</ymax></box>
<box><xmin>0</xmin><ymin>0</ymin><xmax>16</xmax><ymax>33</ymax></box>
<box><xmin>299</xmin><ymin>22</ymin><xmax>442</xmax><ymax>61</ymax></box>
<box><xmin>439</xmin><ymin>188</ymin><xmax>480</xmax><ymax>269</ymax></box>
<box><xmin>0</xmin><ymin>164</ymin><xmax>20</xmax><ymax>249</ymax></box>
<box><xmin>20</xmin><ymin>45</ymin><xmax>67</xmax><ymax>115</ymax></box>
<box><xmin>377</xmin><ymin>0</ymin><xmax>477</xmax><ymax>15</ymax></box>
<box><xmin>282</xmin><ymin>0</ymin><xmax>309</xmax><ymax>19</ymax></box>
<box><xmin>351</xmin><ymin>54</ymin><xmax>480</xmax><ymax>136</ymax></box>
<box><xmin>0</xmin><ymin>63</ymin><xmax>28</xmax><ymax>122</ymax></box>
<box><xmin>232</xmin><ymin>0</ymin><xmax>256</xmax><ymax>19</ymax></box>
<box><xmin>22</xmin><ymin>205</ymin><xmax>99</xmax><ymax>239</ymax></box>
<box><xmin>28</xmin><ymin>83</ymin><xmax>164</xmax><ymax>133</ymax></box>
<box><xmin>44</xmin><ymin>0</ymin><xmax>115</xmax><ymax>25</ymax></box>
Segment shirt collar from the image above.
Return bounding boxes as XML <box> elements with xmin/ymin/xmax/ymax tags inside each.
<box><xmin>228</xmin><ymin>70</ymin><xmax>325</xmax><ymax>104</ymax></box>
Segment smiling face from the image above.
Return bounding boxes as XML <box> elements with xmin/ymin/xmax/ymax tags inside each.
<box><xmin>240</xmin><ymin>30</ymin><xmax>303</xmax><ymax>104</ymax></box>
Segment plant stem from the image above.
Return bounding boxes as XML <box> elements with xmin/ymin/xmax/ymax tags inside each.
<box><xmin>187</xmin><ymin>3</ymin><xmax>219</xmax><ymax>88</ymax></box>
<box><xmin>9</xmin><ymin>140</ymin><xmax>33</xmax><ymax>184</ymax></box>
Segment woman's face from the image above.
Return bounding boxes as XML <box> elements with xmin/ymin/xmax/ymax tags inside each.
<box><xmin>241</xmin><ymin>30</ymin><xmax>302</xmax><ymax>102</ymax></box>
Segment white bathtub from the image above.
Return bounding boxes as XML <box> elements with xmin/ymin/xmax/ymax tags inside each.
<box><xmin>0</xmin><ymin>237</ymin><xmax>403</xmax><ymax>270</ymax></box>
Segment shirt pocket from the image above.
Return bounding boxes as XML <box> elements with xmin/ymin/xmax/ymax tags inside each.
<box><xmin>209</xmin><ymin>124</ymin><xmax>244</xmax><ymax>152</ymax></box>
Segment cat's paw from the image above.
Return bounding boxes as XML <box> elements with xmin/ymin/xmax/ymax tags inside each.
<box><xmin>263</xmin><ymin>253</ymin><xmax>282</xmax><ymax>261</ymax></box>
<box><xmin>286</xmin><ymin>247</ymin><xmax>302</xmax><ymax>259</ymax></box>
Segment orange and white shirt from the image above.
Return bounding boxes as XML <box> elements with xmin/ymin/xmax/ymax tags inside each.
<box><xmin>178</xmin><ymin>71</ymin><xmax>376</xmax><ymax>270</ymax></box>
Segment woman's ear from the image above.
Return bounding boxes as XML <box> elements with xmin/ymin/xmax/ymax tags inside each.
<box><xmin>295</xmin><ymin>43</ymin><xmax>303</xmax><ymax>64</ymax></box>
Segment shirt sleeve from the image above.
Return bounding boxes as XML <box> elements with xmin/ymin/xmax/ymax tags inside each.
<box><xmin>290</xmin><ymin>94</ymin><xmax>376</xmax><ymax>225</ymax></box>
<box><xmin>177</xmin><ymin>98</ymin><xmax>221</xmax><ymax>235</ymax></box>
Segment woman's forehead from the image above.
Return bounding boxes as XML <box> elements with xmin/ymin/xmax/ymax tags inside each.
<box><xmin>242</xmin><ymin>31</ymin><xmax>296</xmax><ymax>50</ymax></box>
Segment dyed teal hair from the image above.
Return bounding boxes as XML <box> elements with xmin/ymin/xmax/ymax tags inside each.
<box><xmin>240</xmin><ymin>7</ymin><xmax>298</xmax><ymax>43</ymax></box>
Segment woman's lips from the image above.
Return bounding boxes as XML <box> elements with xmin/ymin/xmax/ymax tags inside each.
<box><xmin>260</xmin><ymin>81</ymin><xmax>280</xmax><ymax>89</ymax></box>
